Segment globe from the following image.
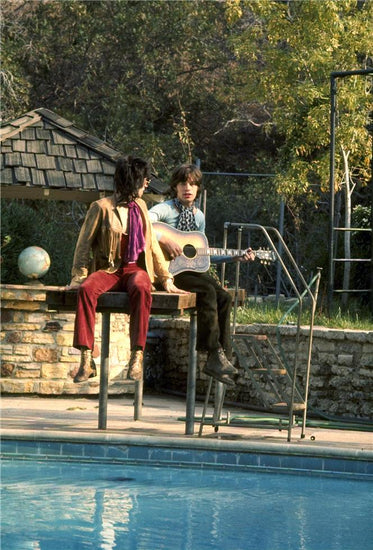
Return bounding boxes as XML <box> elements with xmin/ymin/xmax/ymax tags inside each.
<box><xmin>18</xmin><ymin>246</ymin><xmax>51</xmax><ymax>279</ymax></box>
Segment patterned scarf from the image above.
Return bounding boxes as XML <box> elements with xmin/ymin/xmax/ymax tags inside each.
<box><xmin>174</xmin><ymin>198</ymin><xmax>197</xmax><ymax>231</ymax></box>
<box><xmin>123</xmin><ymin>202</ymin><xmax>145</xmax><ymax>262</ymax></box>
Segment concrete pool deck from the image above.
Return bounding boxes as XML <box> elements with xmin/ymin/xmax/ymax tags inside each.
<box><xmin>1</xmin><ymin>393</ymin><xmax>372</xmax><ymax>458</ymax></box>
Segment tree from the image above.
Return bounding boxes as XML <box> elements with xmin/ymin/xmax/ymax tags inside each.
<box><xmin>226</xmin><ymin>0</ymin><xmax>372</xmax><ymax>199</ymax></box>
<box><xmin>2</xmin><ymin>0</ymin><xmax>238</xmax><ymax>173</ymax></box>
<box><xmin>223</xmin><ymin>0</ymin><xmax>372</xmax><ymax>298</ymax></box>
<box><xmin>0</xmin><ymin>1</ymin><xmax>36</xmax><ymax>120</ymax></box>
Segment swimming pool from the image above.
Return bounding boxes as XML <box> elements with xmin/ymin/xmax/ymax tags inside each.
<box><xmin>1</xmin><ymin>435</ymin><xmax>372</xmax><ymax>550</ymax></box>
<box><xmin>2</xmin><ymin>457</ymin><xmax>372</xmax><ymax>550</ymax></box>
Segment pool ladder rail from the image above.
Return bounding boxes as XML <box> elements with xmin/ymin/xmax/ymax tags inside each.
<box><xmin>198</xmin><ymin>379</ymin><xmax>304</xmax><ymax>438</ymax></box>
<box><xmin>198</xmin><ymin>223</ymin><xmax>322</xmax><ymax>442</ymax></box>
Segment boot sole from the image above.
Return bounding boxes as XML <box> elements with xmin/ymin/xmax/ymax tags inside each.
<box><xmin>203</xmin><ymin>366</ymin><xmax>235</xmax><ymax>386</ymax></box>
<box><xmin>73</xmin><ymin>364</ymin><xmax>97</xmax><ymax>383</ymax></box>
<box><xmin>127</xmin><ymin>373</ymin><xmax>142</xmax><ymax>381</ymax></box>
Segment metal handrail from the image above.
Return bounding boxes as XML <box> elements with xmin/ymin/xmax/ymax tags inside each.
<box><xmin>221</xmin><ymin>222</ymin><xmax>321</xmax><ymax>441</ymax></box>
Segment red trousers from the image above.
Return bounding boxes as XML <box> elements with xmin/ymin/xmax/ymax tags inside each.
<box><xmin>73</xmin><ymin>264</ymin><xmax>152</xmax><ymax>351</ymax></box>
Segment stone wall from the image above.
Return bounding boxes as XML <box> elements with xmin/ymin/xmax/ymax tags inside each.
<box><xmin>1</xmin><ymin>284</ymin><xmax>372</xmax><ymax>419</ymax></box>
<box><xmin>147</xmin><ymin>318</ymin><xmax>373</xmax><ymax>419</ymax></box>
<box><xmin>1</xmin><ymin>284</ymin><xmax>132</xmax><ymax>395</ymax></box>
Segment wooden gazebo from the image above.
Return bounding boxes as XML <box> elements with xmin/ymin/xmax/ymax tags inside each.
<box><xmin>0</xmin><ymin>107</ymin><xmax>167</xmax><ymax>202</ymax></box>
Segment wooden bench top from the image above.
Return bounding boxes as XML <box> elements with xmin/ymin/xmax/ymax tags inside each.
<box><xmin>46</xmin><ymin>288</ymin><xmax>196</xmax><ymax>315</ymax></box>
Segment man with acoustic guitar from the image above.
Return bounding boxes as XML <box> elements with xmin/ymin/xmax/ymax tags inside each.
<box><xmin>148</xmin><ymin>163</ymin><xmax>255</xmax><ymax>386</ymax></box>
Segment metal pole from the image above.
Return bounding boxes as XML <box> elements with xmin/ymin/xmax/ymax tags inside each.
<box><xmin>202</xmin><ymin>171</ymin><xmax>276</xmax><ymax>177</ymax></box>
<box><xmin>221</xmin><ymin>223</ymin><xmax>228</xmax><ymax>286</ymax></box>
<box><xmin>369</xmin><ymin>116</ymin><xmax>373</xmax><ymax>317</ymax></box>
<box><xmin>232</xmin><ymin>226</ymin><xmax>242</xmax><ymax>332</ymax></box>
<box><xmin>98</xmin><ymin>312</ymin><xmax>110</xmax><ymax>429</ymax></box>
<box><xmin>195</xmin><ymin>158</ymin><xmax>203</xmax><ymax>212</ymax></box>
<box><xmin>301</xmin><ymin>268</ymin><xmax>322</xmax><ymax>438</ymax></box>
<box><xmin>134</xmin><ymin>380</ymin><xmax>143</xmax><ymax>420</ymax></box>
<box><xmin>213</xmin><ymin>382</ymin><xmax>225</xmax><ymax>425</ymax></box>
<box><xmin>185</xmin><ymin>310</ymin><xmax>197</xmax><ymax>435</ymax></box>
<box><xmin>371</xmin><ymin>163</ymin><xmax>373</xmax><ymax>317</ymax></box>
<box><xmin>275</xmin><ymin>198</ymin><xmax>285</xmax><ymax>305</ymax></box>
<box><xmin>328</xmin><ymin>74</ymin><xmax>337</xmax><ymax>316</ymax></box>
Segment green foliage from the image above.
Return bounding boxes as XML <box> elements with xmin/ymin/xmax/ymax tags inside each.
<box><xmin>349</xmin><ymin>202</ymin><xmax>372</xmax><ymax>291</ymax></box>
<box><xmin>0</xmin><ymin>2</ymin><xmax>32</xmax><ymax>119</ymax></box>
<box><xmin>3</xmin><ymin>0</ymin><xmax>370</xmax><ymax>183</ymax></box>
<box><xmin>352</xmin><ymin>203</ymin><xmax>371</xmax><ymax>229</ymax></box>
<box><xmin>2</xmin><ymin>0</ymin><xmax>234</xmax><ymax>173</ymax></box>
<box><xmin>1</xmin><ymin>200</ymin><xmax>84</xmax><ymax>285</ymax></box>
<box><xmin>230</xmin><ymin>0</ymin><xmax>372</xmax><ymax>200</ymax></box>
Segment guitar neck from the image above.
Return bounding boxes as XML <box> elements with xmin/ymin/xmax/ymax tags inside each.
<box><xmin>200</xmin><ymin>248</ymin><xmax>246</xmax><ymax>257</ymax></box>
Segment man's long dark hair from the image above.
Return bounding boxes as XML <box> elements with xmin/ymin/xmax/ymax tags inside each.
<box><xmin>114</xmin><ymin>156</ymin><xmax>151</xmax><ymax>203</ymax></box>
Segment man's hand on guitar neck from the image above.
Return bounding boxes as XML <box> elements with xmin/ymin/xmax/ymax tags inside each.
<box><xmin>237</xmin><ymin>248</ymin><xmax>255</xmax><ymax>263</ymax></box>
<box><xmin>158</xmin><ymin>235</ymin><xmax>183</xmax><ymax>260</ymax></box>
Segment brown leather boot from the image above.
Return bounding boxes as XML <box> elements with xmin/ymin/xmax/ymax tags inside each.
<box><xmin>74</xmin><ymin>349</ymin><xmax>97</xmax><ymax>383</ymax></box>
<box><xmin>203</xmin><ymin>348</ymin><xmax>236</xmax><ymax>386</ymax></box>
<box><xmin>214</xmin><ymin>348</ymin><xmax>238</xmax><ymax>375</ymax></box>
<box><xmin>127</xmin><ymin>350</ymin><xmax>144</xmax><ymax>381</ymax></box>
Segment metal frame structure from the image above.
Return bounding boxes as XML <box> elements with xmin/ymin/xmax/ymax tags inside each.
<box><xmin>327</xmin><ymin>69</ymin><xmax>373</xmax><ymax>314</ymax></box>
<box><xmin>199</xmin><ymin>222</ymin><xmax>321</xmax><ymax>442</ymax></box>
<box><xmin>46</xmin><ymin>289</ymin><xmax>198</xmax><ymax>434</ymax></box>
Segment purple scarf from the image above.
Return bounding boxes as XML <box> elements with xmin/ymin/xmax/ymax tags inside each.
<box><xmin>123</xmin><ymin>202</ymin><xmax>145</xmax><ymax>262</ymax></box>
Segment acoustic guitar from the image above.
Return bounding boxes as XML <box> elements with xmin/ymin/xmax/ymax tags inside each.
<box><xmin>152</xmin><ymin>222</ymin><xmax>276</xmax><ymax>276</ymax></box>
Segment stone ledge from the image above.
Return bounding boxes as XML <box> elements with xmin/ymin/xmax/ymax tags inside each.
<box><xmin>149</xmin><ymin>318</ymin><xmax>373</xmax><ymax>342</ymax></box>
<box><xmin>0</xmin><ymin>378</ymin><xmax>136</xmax><ymax>396</ymax></box>
<box><xmin>1</xmin><ymin>283</ymin><xmax>62</xmax><ymax>303</ymax></box>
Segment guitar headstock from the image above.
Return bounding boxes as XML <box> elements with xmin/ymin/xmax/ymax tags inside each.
<box><xmin>254</xmin><ymin>248</ymin><xmax>277</xmax><ymax>264</ymax></box>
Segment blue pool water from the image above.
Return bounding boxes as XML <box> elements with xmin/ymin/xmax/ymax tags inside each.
<box><xmin>1</xmin><ymin>458</ymin><xmax>372</xmax><ymax>550</ymax></box>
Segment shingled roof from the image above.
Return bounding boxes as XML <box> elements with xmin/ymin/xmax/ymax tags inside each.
<box><xmin>0</xmin><ymin>108</ymin><xmax>168</xmax><ymax>202</ymax></box>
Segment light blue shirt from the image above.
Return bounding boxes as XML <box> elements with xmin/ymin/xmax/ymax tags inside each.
<box><xmin>148</xmin><ymin>199</ymin><xmax>205</xmax><ymax>233</ymax></box>
<box><xmin>148</xmin><ymin>199</ymin><xmax>234</xmax><ymax>265</ymax></box>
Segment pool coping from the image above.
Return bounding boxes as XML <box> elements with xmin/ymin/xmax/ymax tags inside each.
<box><xmin>1</xmin><ymin>428</ymin><xmax>372</xmax><ymax>459</ymax></box>
<box><xmin>2</xmin><ymin>427</ymin><xmax>373</xmax><ymax>480</ymax></box>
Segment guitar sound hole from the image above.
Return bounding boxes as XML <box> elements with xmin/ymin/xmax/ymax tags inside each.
<box><xmin>183</xmin><ymin>244</ymin><xmax>197</xmax><ymax>259</ymax></box>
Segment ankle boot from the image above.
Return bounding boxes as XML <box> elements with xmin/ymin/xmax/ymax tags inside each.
<box><xmin>215</xmin><ymin>348</ymin><xmax>238</xmax><ymax>375</ymax></box>
<box><xmin>127</xmin><ymin>350</ymin><xmax>144</xmax><ymax>381</ymax></box>
<box><xmin>203</xmin><ymin>348</ymin><xmax>236</xmax><ymax>387</ymax></box>
<box><xmin>74</xmin><ymin>349</ymin><xmax>97</xmax><ymax>383</ymax></box>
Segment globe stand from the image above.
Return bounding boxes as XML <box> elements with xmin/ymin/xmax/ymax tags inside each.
<box><xmin>23</xmin><ymin>279</ymin><xmax>45</xmax><ymax>287</ymax></box>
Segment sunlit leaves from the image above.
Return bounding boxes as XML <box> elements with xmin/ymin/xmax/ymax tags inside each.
<box><xmin>229</xmin><ymin>0</ymin><xmax>372</xmax><ymax>199</ymax></box>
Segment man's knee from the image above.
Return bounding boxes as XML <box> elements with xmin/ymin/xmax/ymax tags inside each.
<box><xmin>220</xmin><ymin>289</ymin><xmax>233</xmax><ymax>310</ymax></box>
<box><xmin>130</xmin><ymin>273</ymin><xmax>152</xmax><ymax>296</ymax></box>
<box><xmin>199</xmin><ymin>284</ymin><xmax>217</xmax><ymax>306</ymax></box>
<box><xmin>78</xmin><ymin>280</ymin><xmax>91</xmax><ymax>298</ymax></box>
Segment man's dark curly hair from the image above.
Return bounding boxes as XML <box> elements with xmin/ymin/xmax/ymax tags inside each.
<box><xmin>114</xmin><ymin>156</ymin><xmax>151</xmax><ymax>202</ymax></box>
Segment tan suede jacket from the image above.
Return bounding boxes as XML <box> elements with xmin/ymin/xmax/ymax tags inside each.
<box><xmin>70</xmin><ymin>195</ymin><xmax>172</xmax><ymax>287</ymax></box>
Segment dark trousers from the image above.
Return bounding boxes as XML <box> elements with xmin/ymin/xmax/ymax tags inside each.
<box><xmin>174</xmin><ymin>271</ymin><xmax>232</xmax><ymax>359</ymax></box>
<box><xmin>73</xmin><ymin>264</ymin><xmax>152</xmax><ymax>352</ymax></box>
